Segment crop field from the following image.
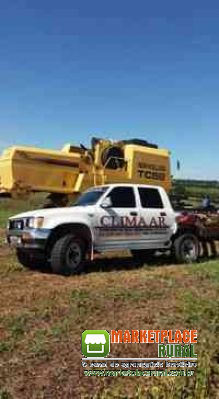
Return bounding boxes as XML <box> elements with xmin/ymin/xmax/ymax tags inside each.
<box><xmin>0</xmin><ymin>182</ymin><xmax>219</xmax><ymax>399</ymax></box>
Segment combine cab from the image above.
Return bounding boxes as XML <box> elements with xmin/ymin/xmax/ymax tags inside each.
<box><xmin>0</xmin><ymin>137</ymin><xmax>171</xmax><ymax>206</ymax></box>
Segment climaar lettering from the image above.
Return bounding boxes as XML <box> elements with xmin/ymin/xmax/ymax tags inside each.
<box><xmin>100</xmin><ymin>216</ymin><xmax>168</xmax><ymax>229</ymax></box>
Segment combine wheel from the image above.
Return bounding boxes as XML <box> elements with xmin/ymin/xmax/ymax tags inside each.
<box><xmin>43</xmin><ymin>193</ymin><xmax>70</xmax><ymax>208</ymax></box>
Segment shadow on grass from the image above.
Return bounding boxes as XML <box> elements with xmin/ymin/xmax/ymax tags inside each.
<box><xmin>22</xmin><ymin>251</ymin><xmax>219</xmax><ymax>276</ymax></box>
<box><xmin>85</xmin><ymin>253</ymin><xmax>173</xmax><ymax>274</ymax></box>
<box><xmin>32</xmin><ymin>252</ymin><xmax>176</xmax><ymax>275</ymax></box>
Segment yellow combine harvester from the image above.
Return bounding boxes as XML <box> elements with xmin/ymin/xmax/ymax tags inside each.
<box><xmin>0</xmin><ymin>137</ymin><xmax>171</xmax><ymax>206</ymax></box>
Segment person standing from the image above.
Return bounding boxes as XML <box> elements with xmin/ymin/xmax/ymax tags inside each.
<box><xmin>202</xmin><ymin>195</ymin><xmax>211</xmax><ymax>209</ymax></box>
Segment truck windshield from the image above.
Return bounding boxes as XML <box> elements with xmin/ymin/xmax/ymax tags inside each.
<box><xmin>73</xmin><ymin>187</ymin><xmax>107</xmax><ymax>206</ymax></box>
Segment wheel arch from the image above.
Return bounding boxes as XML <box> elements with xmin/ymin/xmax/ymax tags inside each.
<box><xmin>46</xmin><ymin>223</ymin><xmax>93</xmax><ymax>256</ymax></box>
<box><xmin>172</xmin><ymin>224</ymin><xmax>201</xmax><ymax>242</ymax></box>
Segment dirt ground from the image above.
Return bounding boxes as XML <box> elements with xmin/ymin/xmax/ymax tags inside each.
<box><xmin>0</xmin><ymin>229</ymin><xmax>219</xmax><ymax>398</ymax></box>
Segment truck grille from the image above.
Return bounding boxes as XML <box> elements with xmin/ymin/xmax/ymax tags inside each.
<box><xmin>9</xmin><ymin>219</ymin><xmax>24</xmax><ymax>230</ymax></box>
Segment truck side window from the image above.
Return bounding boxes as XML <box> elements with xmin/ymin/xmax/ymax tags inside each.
<box><xmin>108</xmin><ymin>187</ymin><xmax>136</xmax><ymax>208</ymax></box>
<box><xmin>138</xmin><ymin>187</ymin><xmax>164</xmax><ymax>209</ymax></box>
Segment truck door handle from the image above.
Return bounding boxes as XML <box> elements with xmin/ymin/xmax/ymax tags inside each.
<box><xmin>160</xmin><ymin>212</ymin><xmax>166</xmax><ymax>216</ymax></box>
<box><xmin>130</xmin><ymin>211</ymin><xmax>138</xmax><ymax>216</ymax></box>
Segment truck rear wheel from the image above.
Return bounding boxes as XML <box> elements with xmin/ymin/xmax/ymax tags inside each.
<box><xmin>50</xmin><ymin>234</ymin><xmax>85</xmax><ymax>275</ymax></box>
<box><xmin>173</xmin><ymin>233</ymin><xmax>199</xmax><ymax>263</ymax></box>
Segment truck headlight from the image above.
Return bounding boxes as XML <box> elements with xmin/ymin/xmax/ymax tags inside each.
<box><xmin>26</xmin><ymin>217</ymin><xmax>44</xmax><ymax>229</ymax></box>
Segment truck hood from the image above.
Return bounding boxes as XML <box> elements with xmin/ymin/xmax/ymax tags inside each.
<box><xmin>9</xmin><ymin>206</ymin><xmax>94</xmax><ymax>220</ymax></box>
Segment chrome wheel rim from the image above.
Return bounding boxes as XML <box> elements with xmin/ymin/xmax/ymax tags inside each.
<box><xmin>181</xmin><ymin>238</ymin><xmax>197</xmax><ymax>262</ymax></box>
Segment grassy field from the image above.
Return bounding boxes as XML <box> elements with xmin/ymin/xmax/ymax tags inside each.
<box><xmin>0</xmin><ymin>192</ymin><xmax>219</xmax><ymax>398</ymax></box>
<box><xmin>172</xmin><ymin>180</ymin><xmax>219</xmax><ymax>207</ymax></box>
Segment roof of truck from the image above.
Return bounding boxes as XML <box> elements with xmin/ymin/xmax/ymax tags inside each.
<box><xmin>92</xmin><ymin>183</ymin><xmax>164</xmax><ymax>189</ymax></box>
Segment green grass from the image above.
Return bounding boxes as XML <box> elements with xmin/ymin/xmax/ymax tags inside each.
<box><xmin>0</xmin><ymin>390</ymin><xmax>13</xmax><ymax>399</ymax></box>
<box><xmin>1</xmin><ymin>188</ymin><xmax>219</xmax><ymax>398</ymax></box>
<box><xmin>0</xmin><ymin>257</ymin><xmax>219</xmax><ymax>398</ymax></box>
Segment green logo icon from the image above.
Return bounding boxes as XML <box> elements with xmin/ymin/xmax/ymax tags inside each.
<box><xmin>82</xmin><ymin>330</ymin><xmax>110</xmax><ymax>358</ymax></box>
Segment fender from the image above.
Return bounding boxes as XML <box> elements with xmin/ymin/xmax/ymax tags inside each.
<box><xmin>46</xmin><ymin>220</ymin><xmax>94</xmax><ymax>260</ymax></box>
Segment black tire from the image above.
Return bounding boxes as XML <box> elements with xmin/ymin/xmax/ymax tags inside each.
<box><xmin>16</xmin><ymin>249</ymin><xmax>48</xmax><ymax>269</ymax></box>
<box><xmin>42</xmin><ymin>194</ymin><xmax>69</xmax><ymax>209</ymax></box>
<box><xmin>50</xmin><ymin>234</ymin><xmax>86</xmax><ymax>275</ymax></box>
<box><xmin>173</xmin><ymin>233</ymin><xmax>199</xmax><ymax>263</ymax></box>
<box><xmin>131</xmin><ymin>249</ymin><xmax>155</xmax><ymax>261</ymax></box>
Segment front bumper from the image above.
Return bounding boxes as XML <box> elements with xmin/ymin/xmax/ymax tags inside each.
<box><xmin>7</xmin><ymin>228</ymin><xmax>51</xmax><ymax>250</ymax></box>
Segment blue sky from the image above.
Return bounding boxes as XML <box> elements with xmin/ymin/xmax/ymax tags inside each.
<box><xmin>0</xmin><ymin>0</ymin><xmax>219</xmax><ymax>179</ymax></box>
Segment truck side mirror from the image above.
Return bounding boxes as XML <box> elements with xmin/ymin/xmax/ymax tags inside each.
<box><xmin>101</xmin><ymin>197</ymin><xmax>112</xmax><ymax>208</ymax></box>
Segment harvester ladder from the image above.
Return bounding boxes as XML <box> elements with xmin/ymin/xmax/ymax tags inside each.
<box><xmin>74</xmin><ymin>172</ymin><xmax>85</xmax><ymax>192</ymax></box>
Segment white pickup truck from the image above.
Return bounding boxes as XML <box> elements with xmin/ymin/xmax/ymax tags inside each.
<box><xmin>6</xmin><ymin>184</ymin><xmax>200</xmax><ymax>275</ymax></box>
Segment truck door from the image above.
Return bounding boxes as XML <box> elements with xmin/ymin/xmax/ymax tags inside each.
<box><xmin>137</xmin><ymin>187</ymin><xmax>173</xmax><ymax>247</ymax></box>
<box><xmin>94</xmin><ymin>186</ymin><xmax>141</xmax><ymax>250</ymax></box>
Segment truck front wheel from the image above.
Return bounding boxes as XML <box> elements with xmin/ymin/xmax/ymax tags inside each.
<box><xmin>173</xmin><ymin>233</ymin><xmax>199</xmax><ymax>263</ymax></box>
<box><xmin>50</xmin><ymin>234</ymin><xmax>86</xmax><ymax>275</ymax></box>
